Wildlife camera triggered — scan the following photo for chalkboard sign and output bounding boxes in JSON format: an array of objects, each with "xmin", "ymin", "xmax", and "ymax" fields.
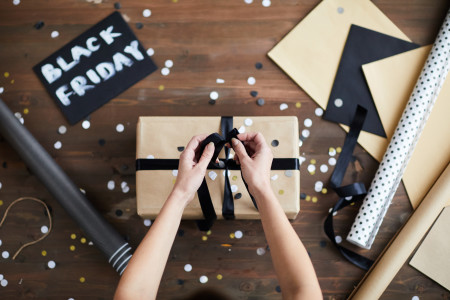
[{"xmin": 33, "ymin": 12, "xmax": 157, "ymax": 125}]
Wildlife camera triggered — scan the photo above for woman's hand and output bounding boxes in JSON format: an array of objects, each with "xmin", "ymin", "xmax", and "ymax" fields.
[
  {"xmin": 231, "ymin": 132, "xmax": 273, "ymax": 197},
  {"xmin": 172, "ymin": 134, "xmax": 215, "ymax": 206}
]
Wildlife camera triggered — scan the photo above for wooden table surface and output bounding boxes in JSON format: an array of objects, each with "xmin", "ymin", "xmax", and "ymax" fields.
[{"xmin": 0, "ymin": 0, "xmax": 449, "ymax": 299}]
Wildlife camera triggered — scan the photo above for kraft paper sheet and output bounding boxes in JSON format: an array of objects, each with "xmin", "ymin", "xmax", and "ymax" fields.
[{"xmin": 136, "ymin": 117, "xmax": 300, "ymax": 220}]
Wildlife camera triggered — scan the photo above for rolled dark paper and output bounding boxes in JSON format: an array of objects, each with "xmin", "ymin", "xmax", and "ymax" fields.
[{"xmin": 0, "ymin": 98, "xmax": 131, "ymax": 275}]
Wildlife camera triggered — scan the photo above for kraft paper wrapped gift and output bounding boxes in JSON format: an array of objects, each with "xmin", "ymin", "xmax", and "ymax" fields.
[{"xmin": 136, "ymin": 116, "xmax": 300, "ymax": 220}]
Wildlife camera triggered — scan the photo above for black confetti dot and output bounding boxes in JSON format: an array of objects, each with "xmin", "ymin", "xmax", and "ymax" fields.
[
  {"xmin": 177, "ymin": 146, "xmax": 185, "ymax": 152},
  {"xmin": 255, "ymin": 62, "xmax": 263, "ymax": 69},
  {"xmin": 2, "ymin": 162, "xmax": 7, "ymax": 168},
  {"xmin": 250, "ymin": 90, "xmax": 258, "ymax": 97},
  {"xmin": 234, "ymin": 193, "xmax": 242, "ymax": 200},
  {"xmin": 34, "ymin": 21, "xmax": 45, "ymax": 30},
  {"xmin": 115, "ymin": 209, "xmax": 123, "ymax": 217},
  {"xmin": 135, "ymin": 22, "xmax": 143, "ymax": 29},
  {"xmin": 271, "ymin": 140, "xmax": 279, "ymax": 147},
  {"xmin": 208, "ymin": 99, "xmax": 216, "ymax": 105},
  {"xmin": 98, "ymin": 138, "xmax": 106, "ymax": 146},
  {"xmin": 114, "ymin": 2, "xmax": 121, "ymax": 9},
  {"xmin": 319, "ymin": 240, "xmax": 327, "ymax": 248},
  {"xmin": 177, "ymin": 229, "xmax": 185, "ymax": 237},
  {"xmin": 256, "ymin": 98, "xmax": 265, "ymax": 106},
  {"xmin": 275, "ymin": 286, "xmax": 281, "ymax": 293},
  {"xmin": 300, "ymin": 193, "xmax": 307, "ymax": 199},
  {"xmin": 121, "ymin": 164, "xmax": 129, "ymax": 171},
  {"xmin": 177, "ymin": 279, "xmax": 184, "ymax": 285}
]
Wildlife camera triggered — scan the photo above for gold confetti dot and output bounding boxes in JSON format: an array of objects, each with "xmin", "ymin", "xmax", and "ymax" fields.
[
  {"xmin": 0, "ymin": 200, "xmax": 3, "ymax": 206},
  {"xmin": 70, "ymin": 245, "xmax": 76, "ymax": 251},
  {"xmin": 70, "ymin": 234, "xmax": 76, "ymax": 240},
  {"xmin": 321, "ymin": 188, "xmax": 328, "ymax": 194},
  {"xmin": 312, "ymin": 196, "xmax": 318, "ymax": 203},
  {"xmin": 232, "ymin": 175, "xmax": 238, "ymax": 181},
  {"xmin": 80, "ymin": 237, "xmax": 87, "ymax": 244},
  {"xmin": 310, "ymin": 171, "xmax": 315, "ymax": 175},
  {"xmin": 217, "ymin": 274, "xmax": 223, "ymax": 280},
  {"xmin": 41, "ymin": 250, "xmax": 47, "ymax": 256},
  {"xmin": 10, "ymin": 79, "xmax": 14, "ymax": 84},
  {"xmin": 310, "ymin": 159, "xmax": 316, "ymax": 164},
  {"xmin": 305, "ymin": 195, "xmax": 311, "ymax": 201},
  {"xmin": 295, "ymin": 102, "xmax": 301, "ymax": 108},
  {"xmin": 221, "ymin": 244, "xmax": 232, "ymax": 247},
  {"xmin": 172, "ymin": 0, "xmax": 178, "ymax": 3},
  {"xmin": 79, "ymin": 277, "xmax": 86, "ymax": 283},
  {"xmin": 202, "ymin": 236, "xmax": 208, "ymax": 241},
  {"xmin": 4, "ymin": 72, "xmax": 9, "ymax": 78},
  {"xmin": 172, "ymin": 179, "xmax": 176, "ymax": 184},
  {"xmin": 158, "ymin": 85, "xmax": 165, "ymax": 91},
  {"xmin": 206, "ymin": 230, "xmax": 212, "ymax": 236},
  {"xmin": 336, "ymin": 147, "xmax": 342, "ymax": 153},
  {"xmin": 23, "ymin": 108, "xmax": 29, "ymax": 114},
  {"xmin": 350, "ymin": 202, "xmax": 355, "ymax": 206},
  {"xmin": 229, "ymin": 233, "xmax": 235, "ymax": 239},
  {"xmin": 278, "ymin": 189, "xmax": 284, "ymax": 195}
]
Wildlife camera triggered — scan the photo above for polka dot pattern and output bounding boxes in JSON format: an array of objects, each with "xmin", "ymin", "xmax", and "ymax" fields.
[{"xmin": 347, "ymin": 15, "xmax": 450, "ymax": 249}]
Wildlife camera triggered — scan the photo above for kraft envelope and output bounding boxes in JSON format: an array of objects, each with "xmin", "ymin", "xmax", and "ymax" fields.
[
  {"xmin": 410, "ymin": 206, "xmax": 450, "ymax": 291},
  {"xmin": 362, "ymin": 46, "xmax": 450, "ymax": 208}
]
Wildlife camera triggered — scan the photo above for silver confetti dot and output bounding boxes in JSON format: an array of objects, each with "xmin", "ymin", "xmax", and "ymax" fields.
[
  {"xmin": 279, "ymin": 103, "xmax": 288, "ymax": 111},
  {"xmin": 210, "ymin": 91, "xmax": 219, "ymax": 100},
  {"xmin": 334, "ymin": 98, "xmax": 343, "ymax": 108},
  {"xmin": 320, "ymin": 164, "xmax": 328, "ymax": 173},
  {"xmin": 208, "ymin": 171, "xmax": 217, "ymax": 181},
  {"xmin": 302, "ymin": 129, "xmax": 310, "ymax": 138},
  {"xmin": 231, "ymin": 185, "xmax": 238, "ymax": 193},
  {"xmin": 172, "ymin": 170, "xmax": 178, "ymax": 176},
  {"xmin": 256, "ymin": 247, "xmax": 266, "ymax": 255},
  {"xmin": 51, "ymin": 31, "xmax": 59, "ymax": 38},
  {"xmin": 284, "ymin": 170, "xmax": 292, "ymax": 177},
  {"xmin": 234, "ymin": 230, "xmax": 243, "ymax": 239},
  {"xmin": 270, "ymin": 174, "xmax": 278, "ymax": 181},
  {"xmin": 58, "ymin": 125, "xmax": 67, "ymax": 134},
  {"xmin": 307, "ymin": 164, "xmax": 316, "ymax": 173},
  {"xmin": 81, "ymin": 120, "xmax": 90, "ymax": 129},
  {"xmin": 107, "ymin": 180, "xmax": 115, "ymax": 190},
  {"xmin": 304, "ymin": 118, "xmax": 312, "ymax": 127},
  {"xmin": 238, "ymin": 125, "xmax": 245, "ymax": 133},
  {"xmin": 184, "ymin": 264, "xmax": 192, "ymax": 272},
  {"xmin": 0, "ymin": 87, "xmax": 4, "ymax": 94},
  {"xmin": 0, "ymin": 274, "xmax": 3, "ymax": 280},
  {"xmin": 165, "ymin": 59, "xmax": 173, "ymax": 68},
  {"xmin": 41, "ymin": 226, "xmax": 49, "ymax": 234},
  {"xmin": 146, "ymin": 48, "xmax": 154, "ymax": 56},
  {"xmin": 0, "ymin": 279, "xmax": 8, "ymax": 287},
  {"xmin": 216, "ymin": 78, "xmax": 225, "ymax": 84},
  {"xmin": 337, "ymin": 6, "xmax": 344, "ymax": 14},
  {"xmin": 161, "ymin": 67, "xmax": 170, "ymax": 76},
  {"xmin": 262, "ymin": 0, "xmax": 271, "ymax": 7},
  {"xmin": 2, "ymin": 251, "xmax": 9, "ymax": 259},
  {"xmin": 244, "ymin": 118, "xmax": 253, "ymax": 126},
  {"xmin": 12, "ymin": 0, "xmax": 20, "ymax": 5},
  {"xmin": 335, "ymin": 235, "xmax": 342, "ymax": 244},
  {"xmin": 54, "ymin": 141, "xmax": 62, "ymax": 150},
  {"xmin": 142, "ymin": 9, "xmax": 151, "ymax": 17},
  {"xmin": 244, "ymin": 0, "xmax": 253, "ymax": 3},
  {"xmin": 247, "ymin": 76, "xmax": 256, "ymax": 85},
  {"xmin": 199, "ymin": 275, "xmax": 208, "ymax": 284},
  {"xmin": 143, "ymin": 219, "xmax": 152, "ymax": 227},
  {"xmin": 315, "ymin": 107, "xmax": 324, "ymax": 116},
  {"xmin": 47, "ymin": 260, "xmax": 56, "ymax": 269},
  {"xmin": 116, "ymin": 123, "xmax": 125, "ymax": 133},
  {"xmin": 328, "ymin": 157, "xmax": 336, "ymax": 166}
]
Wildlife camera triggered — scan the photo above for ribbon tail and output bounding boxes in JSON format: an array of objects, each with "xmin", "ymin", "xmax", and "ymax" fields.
[
  {"xmin": 196, "ymin": 177, "xmax": 217, "ymax": 231},
  {"xmin": 222, "ymin": 168, "xmax": 235, "ymax": 220}
]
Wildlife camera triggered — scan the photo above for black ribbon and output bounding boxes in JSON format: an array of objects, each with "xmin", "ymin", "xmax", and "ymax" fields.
[{"xmin": 324, "ymin": 105, "xmax": 374, "ymax": 270}]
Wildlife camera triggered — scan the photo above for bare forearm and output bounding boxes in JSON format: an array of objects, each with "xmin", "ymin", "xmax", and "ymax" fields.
[
  {"xmin": 114, "ymin": 191, "xmax": 186, "ymax": 300},
  {"xmin": 254, "ymin": 186, "xmax": 322, "ymax": 299}
]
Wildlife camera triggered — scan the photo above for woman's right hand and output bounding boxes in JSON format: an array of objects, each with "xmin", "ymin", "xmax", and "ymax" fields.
[{"xmin": 231, "ymin": 132, "xmax": 273, "ymax": 197}]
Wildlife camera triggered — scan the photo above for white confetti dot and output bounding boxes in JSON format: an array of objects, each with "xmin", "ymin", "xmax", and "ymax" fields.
[
  {"xmin": 411, "ymin": 296, "xmax": 420, "ymax": 300},
  {"xmin": 1, "ymin": 279, "xmax": 7, "ymax": 287},
  {"xmin": 107, "ymin": 180, "xmax": 115, "ymax": 190},
  {"xmin": 199, "ymin": 275, "xmax": 208, "ymax": 284},
  {"xmin": 0, "ymin": 274, "xmax": 3, "ymax": 280},
  {"xmin": 314, "ymin": 181, "xmax": 323, "ymax": 192},
  {"xmin": 335, "ymin": 235, "xmax": 342, "ymax": 244},
  {"xmin": 334, "ymin": 98, "xmax": 343, "ymax": 108},
  {"xmin": 147, "ymin": 154, "xmax": 155, "ymax": 159},
  {"xmin": 216, "ymin": 78, "xmax": 225, "ymax": 84},
  {"xmin": 51, "ymin": 31, "xmax": 59, "ymax": 38},
  {"xmin": 12, "ymin": 0, "xmax": 20, "ymax": 5},
  {"xmin": 270, "ymin": 174, "xmax": 278, "ymax": 181},
  {"xmin": 0, "ymin": 240, "xmax": 2, "ymax": 246},
  {"xmin": 301, "ymin": 129, "xmax": 310, "ymax": 138},
  {"xmin": 244, "ymin": 0, "xmax": 253, "ymax": 3},
  {"xmin": 329, "ymin": 148, "xmax": 336, "ymax": 156},
  {"xmin": 47, "ymin": 260, "xmax": 56, "ymax": 269},
  {"xmin": 116, "ymin": 123, "xmax": 125, "ymax": 133},
  {"xmin": 68, "ymin": 298, "xmax": 75, "ymax": 300},
  {"xmin": 58, "ymin": 125, "xmax": 67, "ymax": 134},
  {"xmin": 234, "ymin": 230, "xmax": 243, "ymax": 239},
  {"xmin": 227, "ymin": 152, "xmax": 234, "ymax": 159},
  {"xmin": 208, "ymin": 171, "xmax": 217, "ymax": 181},
  {"xmin": 54, "ymin": 141, "xmax": 62, "ymax": 150},
  {"xmin": 247, "ymin": 76, "xmax": 256, "ymax": 85},
  {"xmin": 231, "ymin": 185, "xmax": 238, "ymax": 193},
  {"xmin": 184, "ymin": 264, "xmax": 192, "ymax": 272},
  {"xmin": 121, "ymin": 182, "xmax": 127, "ymax": 189},
  {"xmin": 307, "ymin": 164, "xmax": 316, "ymax": 173},
  {"xmin": 304, "ymin": 118, "xmax": 312, "ymax": 127},
  {"xmin": 299, "ymin": 156, "xmax": 306, "ymax": 165},
  {"xmin": 82, "ymin": 120, "xmax": 90, "ymax": 129},
  {"xmin": 172, "ymin": 170, "xmax": 178, "ymax": 176},
  {"xmin": 279, "ymin": 103, "xmax": 288, "ymax": 111},
  {"xmin": 122, "ymin": 185, "xmax": 130, "ymax": 193},
  {"xmin": 210, "ymin": 91, "xmax": 219, "ymax": 100},
  {"xmin": 345, "ymin": 196, "xmax": 353, "ymax": 201},
  {"xmin": 262, "ymin": 0, "xmax": 271, "ymax": 7},
  {"xmin": 0, "ymin": 87, "xmax": 4, "ymax": 94},
  {"xmin": 165, "ymin": 59, "xmax": 173, "ymax": 68},
  {"xmin": 320, "ymin": 164, "xmax": 328, "ymax": 173},
  {"xmin": 142, "ymin": 9, "xmax": 151, "ymax": 17},
  {"xmin": 41, "ymin": 226, "xmax": 49, "ymax": 234},
  {"xmin": 161, "ymin": 67, "xmax": 170, "ymax": 76},
  {"xmin": 143, "ymin": 219, "xmax": 151, "ymax": 227},
  {"xmin": 0, "ymin": 182, "xmax": 2, "ymax": 190},
  {"xmin": 244, "ymin": 118, "xmax": 253, "ymax": 126},
  {"xmin": 218, "ymin": 161, "xmax": 225, "ymax": 168},
  {"xmin": 256, "ymin": 247, "xmax": 266, "ymax": 255},
  {"xmin": 238, "ymin": 125, "xmax": 245, "ymax": 133},
  {"xmin": 315, "ymin": 107, "xmax": 324, "ymax": 116},
  {"xmin": 328, "ymin": 157, "xmax": 336, "ymax": 166},
  {"xmin": 146, "ymin": 48, "xmax": 154, "ymax": 56},
  {"xmin": 299, "ymin": 139, "xmax": 303, "ymax": 147},
  {"xmin": 2, "ymin": 251, "xmax": 9, "ymax": 259}
]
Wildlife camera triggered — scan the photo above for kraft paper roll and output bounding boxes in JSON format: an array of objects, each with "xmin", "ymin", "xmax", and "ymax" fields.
[
  {"xmin": 349, "ymin": 163, "xmax": 450, "ymax": 300},
  {"xmin": 347, "ymin": 9, "xmax": 450, "ymax": 249},
  {"xmin": 0, "ymin": 98, "xmax": 132, "ymax": 275}
]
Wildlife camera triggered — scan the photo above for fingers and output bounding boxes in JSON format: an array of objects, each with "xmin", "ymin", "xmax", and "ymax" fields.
[
  {"xmin": 196, "ymin": 142, "xmax": 215, "ymax": 170},
  {"xmin": 231, "ymin": 138, "xmax": 250, "ymax": 162},
  {"xmin": 181, "ymin": 134, "xmax": 210, "ymax": 162}
]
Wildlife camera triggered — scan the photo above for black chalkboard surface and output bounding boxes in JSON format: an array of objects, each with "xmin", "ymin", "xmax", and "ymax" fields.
[{"xmin": 33, "ymin": 11, "xmax": 157, "ymax": 125}]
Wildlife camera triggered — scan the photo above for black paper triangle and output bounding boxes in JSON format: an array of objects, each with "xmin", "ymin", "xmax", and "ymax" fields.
[{"xmin": 323, "ymin": 25, "xmax": 419, "ymax": 137}]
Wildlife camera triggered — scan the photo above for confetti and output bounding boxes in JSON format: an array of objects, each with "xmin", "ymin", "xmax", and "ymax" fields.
[
  {"xmin": 238, "ymin": 125, "xmax": 245, "ymax": 133},
  {"xmin": 244, "ymin": 0, "xmax": 253, "ymax": 3},
  {"xmin": 48, "ymin": 260, "xmax": 56, "ymax": 269},
  {"xmin": 256, "ymin": 98, "xmax": 265, "ymax": 106},
  {"xmin": 70, "ymin": 245, "xmax": 76, "ymax": 251},
  {"xmin": 147, "ymin": 154, "xmax": 155, "ymax": 159},
  {"xmin": 284, "ymin": 170, "xmax": 292, "ymax": 177},
  {"xmin": 255, "ymin": 62, "xmax": 263, "ymax": 69},
  {"xmin": 262, "ymin": 0, "xmax": 271, "ymax": 7},
  {"xmin": 161, "ymin": 67, "xmax": 170, "ymax": 76},
  {"xmin": 202, "ymin": 236, "xmax": 208, "ymax": 241},
  {"xmin": 270, "ymin": 174, "xmax": 278, "ymax": 181},
  {"xmin": 337, "ymin": 6, "xmax": 344, "ymax": 14},
  {"xmin": 142, "ymin": 9, "xmax": 151, "ymax": 17},
  {"xmin": 135, "ymin": 22, "xmax": 143, "ymax": 29},
  {"xmin": 295, "ymin": 102, "xmax": 301, "ymax": 108},
  {"xmin": 41, "ymin": 225, "xmax": 49, "ymax": 234},
  {"xmin": 210, "ymin": 91, "xmax": 219, "ymax": 100},
  {"xmin": 315, "ymin": 107, "xmax": 324, "ymax": 116},
  {"xmin": 12, "ymin": 0, "xmax": 20, "ymax": 5},
  {"xmin": 328, "ymin": 157, "xmax": 336, "ymax": 166},
  {"xmin": 116, "ymin": 123, "xmax": 125, "ymax": 133},
  {"xmin": 0, "ymin": 275, "xmax": 3, "ymax": 281},
  {"xmin": 2, "ymin": 251, "xmax": 9, "ymax": 259},
  {"xmin": 279, "ymin": 103, "xmax": 288, "ymax": 111},
  {"xmin": 256, "ymin": 247, "xmax": 266, "ymax": 255},
  {"xmin": 184, "ymin": 264, "xmax": 192, "ymax": 272},
  {"xmin": 231, "ymin": 185, "xmax": 238, "ymax": 193},
  {"xmin": 321, "ymin": 188, "xmax": 328, "ymax": 194},
  {"xmin": 80, "ymin": 237, "xmax": 87, "ymax": 243},
  {"xmin": 79, "ymin": 277, "xmax": 86, "ymax": 283},
  {"xmin": 172, "ymin": 170, "xmax": 178, "ymax": 176},
  {"xmin": 4, "ymin": 72, "xmax": 9, "ymax": 78},
  {"xmin": 199, "ymin": 275, "xmax": 208, "ymax": 284},
  {"xmin": 335, "ymin": 235, "xmax": 342, "ymax": 244},
  {"xmin": 41, "ymin": 250, "xmax": 47, "ymax": 256},
  {"xmin": 208, "ymin": 171, "xmax": 217, "ymax": 181},
  {"xmin": 304, "ymin": 118, "xmax": 312, "ymax": 127},
  {"xmin": 51, "ymin": 31, "xmax": 59, "ymax": 38},
  {"xmin": 307, "ymin": 164, "xmax": 316, "ymax": 173},
  {"xmin": 329, "ymin": 147, "xmax": 336, "ymax": 156},
  {"xmin": 278, "ymin": 189, "xmax": 284, "ymax": 195},
  {"xmin": 412, "ymin": 296, "xmax": 420, "ymax": 300},
  {"xmin": 244, "ymin": 118, "xmax": 253, "ymax": 126},
  {"xmin": 81, "ymin": 120, "xmax": 90, "ymax": 129},
  {"xmin": 71, "ymin": 234, "xmax": 77, "ymax": 239},
  {"xmin": 336, "ymin": 147, "xmax": 342, "ymax": 153},
  {"xmin": 1, "ymin": 279, "xmax": 7, "ymax": 287},
  {"xmin": 58, "ymin": 125, "xmax": 67, "ymax": 134},
  {"xmin": 299, "ymin": 156, "xmax": 306, "ymax": 164},
  {"xmin": 216, "ymin": 274, "xmax": 223, "ymax": 280},
  {"xmin": 0, "ymin": 87, "xmax": 3, "ymax": 94},
  {"xmin": 234, "ymin": 230, "xmax": 243, "ymax": 239},
  {"xmin": 320, "ymin": 164, "xmax": 328, "ymax": 173},
  {"xmin": 247, "ymin": 77, "xmax": 256, "ymax": 85},
  {"xmin": 114, "ymin": 2, "xmax": 121, "ymax": 9},
  {"xmin": 0, "ymin": 240, "xmax": 2, "ymax": 246},
  {"xmin": 229, "ymin": 233, "xmax": 235, "ymax": 239},
  {"xmin": 146, "ymin": 48, "xmax": 154, "ymax": 56},
  {"xmin": 334, "ymin": 98, "xmax": 343, "ymax": 108},
  {"xmin": 271, "ymin": 140, "xmax": 279, "ymax": 147},
  {"xmin": 216, "ymin": 78, "xmax": 225, "ymax": 84},
  {"xmin": 314, "ymin": 181, "xmax": 323, "ymax": 193},
  {"xmin": 301, "ymin": 129, "xmax": 310, "ymax": 138},
  {"xmin": 312, "ymin": 196, "xmax": 318, "ymax": 203},
  {"xmin": 54, "ymin": 141, "xmax": 62, "ymax": 150},
  {"xmin": 107, "ymin": 180, "xmax": 115, "ymax": 190},
  {"xmin": 165, "ymin": 59, "xmax": 173, "ymax": 68},
  {"xmin": 143, "ymin": 219, "xmax": 151, "ymax": 227},
  {"xmin": 234, "ymin": 193, "xmax": 242, "ymax": 199}
]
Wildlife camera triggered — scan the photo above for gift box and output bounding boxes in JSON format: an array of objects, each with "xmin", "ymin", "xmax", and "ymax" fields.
[{"xmin": 136, "ymin": 116, "xmax": 300, "ymax": 220}]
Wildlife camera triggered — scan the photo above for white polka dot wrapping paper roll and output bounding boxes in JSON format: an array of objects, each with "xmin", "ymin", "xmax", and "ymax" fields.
[{"xmin": 347, "ymin": 10, "xmax": 450, "ymax": 249}]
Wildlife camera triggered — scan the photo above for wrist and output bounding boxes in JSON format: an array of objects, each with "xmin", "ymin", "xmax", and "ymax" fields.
[
  {"xmin": 249, "ymin": 181, "xmax": 273, "ymax": 200},
  {"xmin": 168, "ymin": 188, "xmax": 192, "ymax": 208}
]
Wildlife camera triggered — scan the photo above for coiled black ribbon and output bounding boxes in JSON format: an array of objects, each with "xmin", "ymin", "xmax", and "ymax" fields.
[
  {"xmin": 136, "ymin": 117, "xmax": 299, "ymax": 231},
  {"xmin": 324, "ymin": 105, "xmax": 374, "ymax": 270}
]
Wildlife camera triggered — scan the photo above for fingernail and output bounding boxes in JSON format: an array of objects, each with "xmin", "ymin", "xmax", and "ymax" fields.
[
  {"xmin": 207, "ymin": 142, "xmax": 214, "ymax": 149},
  {"xmin": 232, "ymin": 138, "xmax": 238, "ymax": 146}
]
